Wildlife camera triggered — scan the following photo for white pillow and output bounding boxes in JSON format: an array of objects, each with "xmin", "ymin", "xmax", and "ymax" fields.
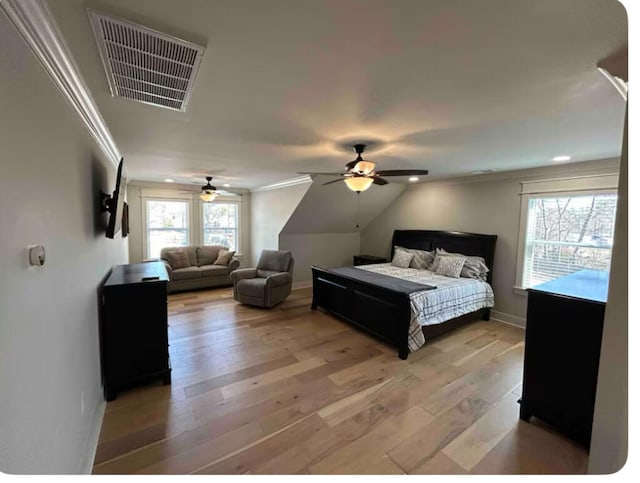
[
  {"xmin": 434, "ymin": 255, "xmax": 466, "ymax": 278},
  {"xmin": 391, "ymin": 250, "xmax": 414, "ymax": 268}
]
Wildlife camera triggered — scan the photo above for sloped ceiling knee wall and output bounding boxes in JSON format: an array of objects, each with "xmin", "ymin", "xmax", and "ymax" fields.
[{"xmin": 279, "ymin": 176, "xmax": 405, "ymax": 282}]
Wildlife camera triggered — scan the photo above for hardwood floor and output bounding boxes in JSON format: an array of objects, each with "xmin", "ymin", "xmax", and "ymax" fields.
[{"xmin": 92, "ymin": 286, "xmax": 588, "ymax": 475}]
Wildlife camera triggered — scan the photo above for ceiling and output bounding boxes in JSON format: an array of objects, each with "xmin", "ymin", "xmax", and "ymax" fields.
[{"xmin": 48, "ymin": 0, "xmax": 627, "ymax": 189}]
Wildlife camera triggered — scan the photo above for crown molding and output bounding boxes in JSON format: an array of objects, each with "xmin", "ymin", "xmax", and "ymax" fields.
[
  {"xmin": 252, "ymin": 175, "xmax": 313, "ymax": 192},
  {"xmin": 0, "ymin": 0, "xmax": 122, "ymax": 170},
  {"xmin": 407, "ymin": 157, "xmax": 620, "ymax": 191}
]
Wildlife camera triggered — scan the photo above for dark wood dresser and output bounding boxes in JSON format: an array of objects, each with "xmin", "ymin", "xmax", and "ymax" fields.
[
  {"xmin": 519, "ymin": 269, "xmax": 608, "ymax": 447},
  {"xmin": 100, "ymin": 261, "xmax": 171, "ymax": 401}
]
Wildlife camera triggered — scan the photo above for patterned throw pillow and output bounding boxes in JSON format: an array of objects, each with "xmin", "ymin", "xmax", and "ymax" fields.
[
  {"xmin": 391, "ymin": 249, "xmax": 414, "ymax": 268},
  {"xmin": 165, "ymin": 249, "xmax": 191, "ymax": 270},
  {"xmin": 434, "ymin": 255, "xmax": 466, "ymax": 278},
  {"xmin": 431, "ymin": 248, "xmax": 489, "ymax": 280},
  {"xmin": 395, "ymin": 246, "xmax": 435, "ymax": 270},
  {"xmin": 214, "ymin": 249, "xmax": 236, "ymax": 266}
]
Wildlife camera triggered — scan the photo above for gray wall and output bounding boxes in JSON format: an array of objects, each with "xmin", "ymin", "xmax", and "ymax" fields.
[
  {"xmin": 127, "ymin": 181, "xmax": 251, "ymax": 265},
  {"xmin": 278, "ymin": 176, "xmax": 406, "ymax": 283},
  {"xmin": 250, "ymin": 182, "xmax": 311, "ymax": 265},
  {"xmin": 588, "ymin": 107, "xmax": 627, "ymax": 474},
  {"xmin": 279, "ymin": 233, "xmax": 361, "ymax": 282},
  {"xmin": 360, "ymin": 159, "xmax": 620, "ymax": 324},
  {"xmin": 0, "ymin": 13, "xmax": 128, "ymax": 474},
  {"xmin": 282, "ymin": 176, "xmax": 406, "ymax": 234}
]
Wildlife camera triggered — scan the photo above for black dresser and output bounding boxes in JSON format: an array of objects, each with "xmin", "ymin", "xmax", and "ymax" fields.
[
  {"xmin": 519, "ymin": 270, "xmax": 608, "ymax": 447},
  {"xmin": 100, "ymin": 262, "xmax": 171, "ymax": 401}
]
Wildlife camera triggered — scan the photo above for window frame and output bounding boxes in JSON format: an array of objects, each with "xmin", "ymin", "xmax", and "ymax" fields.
[
  {"xmin": 142, "ymin": 197, "xmax": 193, "ymax": 260},
  {"xmin": 199, "ymin": 199, "xmax": 241, "ymax": 252},
  {"xmin": 514, "ymin": 173, "xmax": 619, "ymax": 294}
]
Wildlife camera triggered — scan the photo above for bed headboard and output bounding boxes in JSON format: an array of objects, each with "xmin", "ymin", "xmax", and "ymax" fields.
[{"xmin": 390, "ymin": 230, "xmax": 498, "ymax": 285}]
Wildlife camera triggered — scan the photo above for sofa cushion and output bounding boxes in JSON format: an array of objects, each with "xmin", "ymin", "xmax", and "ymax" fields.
[
  {"xmin": 165, "ymin": 249, "xmax": 191, "ymax": 270},
  {"xmin": 200, "ymin": 264, "xmax": 231, "ymax": 278},
  {"xmin": 185, "ymin": 247, "xmax": 198, "ymax": 266},
  {"xmin": 257, "ymin": 250, "xmax": 292, "ymax": 272},
  {"xmin": 171, "ymin": 266, "xmax": 202, "ymax": 280},
  {"xmin": 197, "ymin": 246, "xmax": 224, "ymax": 266},
  {"xmin": 236, "ymin": 278, "xmax": 267, "ymax": 298}
]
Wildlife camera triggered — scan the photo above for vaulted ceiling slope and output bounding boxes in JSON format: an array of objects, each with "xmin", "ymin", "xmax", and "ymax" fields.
[
  {"xmin": 282, "ymin": 176, "xmax": 405, "ymax": 234},
  {"xmin": 49, "ymin": 0, "xmax": 627, "ymax": 188}
]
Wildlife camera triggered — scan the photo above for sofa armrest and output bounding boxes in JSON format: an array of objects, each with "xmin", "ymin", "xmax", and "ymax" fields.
[
  {"xmin": 228, "ymin": 257, "xmax": 241, "ymax": 272},
  {"xmin": 266, "ymin": 272, "xmax": 291, "ymax": 288},
  {"xmin": 230, "ymin": 268, "xmax": 257, "ymax": 284},
  {"xmin": 161, "ymin": 260, "xmax": 173, "ymax": 280}
]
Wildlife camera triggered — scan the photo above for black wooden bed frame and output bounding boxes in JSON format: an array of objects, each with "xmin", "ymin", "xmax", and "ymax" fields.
[{"xmin": 311, "ymin": 230, "xmax": 498, "ymax": 359}]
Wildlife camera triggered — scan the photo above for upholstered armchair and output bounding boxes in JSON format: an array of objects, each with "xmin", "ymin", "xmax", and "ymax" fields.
[{"xmin": 231, "ymin": 250, "xmax": 294, "ymax": 308}]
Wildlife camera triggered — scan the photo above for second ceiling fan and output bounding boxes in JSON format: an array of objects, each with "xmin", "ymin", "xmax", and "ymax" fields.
[{"xmin": 299, "ymin": 144, "xmax": 429, "ymax": 192}]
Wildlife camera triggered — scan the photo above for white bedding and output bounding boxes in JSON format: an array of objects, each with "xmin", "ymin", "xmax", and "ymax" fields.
[{"xmin": 355, "ymin": 263, "xmax": 494, "ymax": 352}]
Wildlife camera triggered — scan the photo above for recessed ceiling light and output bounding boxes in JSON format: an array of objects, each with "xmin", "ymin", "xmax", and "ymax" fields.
[
  {"xmin": 409, "ymin": 177, "xmax": 419, "ymax": 182},
  {"xmin": 164, "ymin": 178, "xmax": 174, "ymax": 183},
  {"xmin": 223, "ymin": 183, "xmax": 231, "ymax": 187},
  {"xmin": 471, "ymin": 169, "xmax": 496, "ymax": 175},
  {"xmin": 552, "ymin": 155, "xmax": 571, "ymax": 162}
]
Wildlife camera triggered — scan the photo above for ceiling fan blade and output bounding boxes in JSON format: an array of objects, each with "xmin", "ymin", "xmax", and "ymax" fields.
[
  {"xmin": 297, "ymin": 172, "xmax": 345, "ymax": 176},
  {"xmin": 322, "ymin": 178, "xmax": 345, "ymax": 186},
  {"xmin": 372, "ymin": 177, "xmax": 389, "ymax": 185},
  {"xmin": 374, "ymin": 169, "xmax": 429, "ymax": 176},
  {"xmin": 345, "ymin": 160, "xmax": 358, "ymax": 171}
]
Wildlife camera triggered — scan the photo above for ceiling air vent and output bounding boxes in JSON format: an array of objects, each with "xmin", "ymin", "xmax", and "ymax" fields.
[{"xmin": 88, "ymin": 10, "xmax": 205, "ymax": 111}]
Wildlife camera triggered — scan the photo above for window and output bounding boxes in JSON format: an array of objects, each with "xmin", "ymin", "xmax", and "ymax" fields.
[
  {"xmin": 202, "ymin": 202, "xmax": 239, "ymax": 251},
  {"xmin": 521, "ymin": 193, "xmax": 617, "ymax": 288},
  {"xmin": 145, "ymin": 200, "xmax": 190, "ymax": 259}
]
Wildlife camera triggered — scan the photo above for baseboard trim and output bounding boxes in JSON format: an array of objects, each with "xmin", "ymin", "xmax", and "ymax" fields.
[
  {"xmin": 293, "ymin": 280, "xmax": 312, "ymax": 290},
  {"xmin": 490, "ymin": 310, "xmax": 526, "ymax": 329},
  {"xmin": 79, "ymin": 398, "xmax": 106, "ymax": 474}
]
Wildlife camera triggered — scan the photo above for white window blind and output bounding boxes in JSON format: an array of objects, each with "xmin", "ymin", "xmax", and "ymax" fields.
[
  {"xmin": 202, "ymin": 202, "xmax": 238, "ymax": 251},
  {"xmin": 146, "ymin": 200, "xmax": 190, "ymax": 259},
  {"xmin": 522, "ymin": 193, "xmax": 617, "ymax": 288}
]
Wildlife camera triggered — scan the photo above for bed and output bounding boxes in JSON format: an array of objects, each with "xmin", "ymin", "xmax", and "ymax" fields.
[{"xmin": 310, "ymin": 230, "xmax": 498, "ymax": 359}]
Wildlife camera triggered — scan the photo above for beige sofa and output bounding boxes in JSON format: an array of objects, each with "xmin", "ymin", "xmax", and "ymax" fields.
[{"xmin": 160, "ymin": 245, "xmax": 240, "ymax": 293}]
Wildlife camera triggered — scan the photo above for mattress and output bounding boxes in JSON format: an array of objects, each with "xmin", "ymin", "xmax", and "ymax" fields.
[{"xmin": 355, "ymin": 263, "xmax": 495, "ymax": 351}]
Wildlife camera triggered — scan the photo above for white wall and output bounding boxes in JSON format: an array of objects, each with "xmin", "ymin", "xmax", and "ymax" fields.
[
  {"xmin": 360, "ymin": 159, "xmax": 620, "ymax": 325},
  {"xmin": 127, "ymin": 181, "xmax": 251, "ymax": 266},
  {"xmin": 588, "ymin": 107, "xmax": 627, "ymax": 474},
  {"xmin": 0, "ymin": 13, "xmax": 128, "ymax": 474},
  {"xmin": 250, "ymin": 182, "xmax": 311, "ymax": 265}
]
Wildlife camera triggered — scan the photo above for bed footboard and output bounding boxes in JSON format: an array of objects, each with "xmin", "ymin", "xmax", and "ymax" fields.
[{"xmin": 311, "ymin": 266, "xmax": 412, "ymax": 359}]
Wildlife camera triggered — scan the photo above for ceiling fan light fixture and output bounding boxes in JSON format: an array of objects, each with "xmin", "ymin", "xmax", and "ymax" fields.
[
  {"xmin": 354, "ymin": 160, "xmax": 376, "ymax": 175},
  {"xmin": 344, "ymin": 177, "xmax": 374, "ymax": 192},
  {"xmin": 200, "ymin": 191, "xmax": 217, "ymax": 202}
]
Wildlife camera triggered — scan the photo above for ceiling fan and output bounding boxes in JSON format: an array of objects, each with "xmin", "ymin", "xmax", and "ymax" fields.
[
  {"xmin": 299, "ymin": 144, "xmax": 429, "ymax": 192},
  {"xmin": 199, "ymin": 176, "xmax": 219, "ymax": 201},
  {"xmin": 178, "ymin": 176, "xmax": 237, "ymax": 200}
]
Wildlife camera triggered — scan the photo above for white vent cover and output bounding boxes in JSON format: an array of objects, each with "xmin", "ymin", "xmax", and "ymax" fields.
[{"xmin": 88, "ymin": 10, "xmax": 205, "ymax": 111}]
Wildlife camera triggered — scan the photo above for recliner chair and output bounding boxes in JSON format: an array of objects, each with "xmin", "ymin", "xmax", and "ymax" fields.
[{"xmin": 231, "ymin": 250, "xmax": 294, "ymax": 308}]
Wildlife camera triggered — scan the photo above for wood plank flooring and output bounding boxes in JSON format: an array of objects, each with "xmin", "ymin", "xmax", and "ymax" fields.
[{"xmin": 92, "ymin": 286, "xmax": 588, "ymax": 475}]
